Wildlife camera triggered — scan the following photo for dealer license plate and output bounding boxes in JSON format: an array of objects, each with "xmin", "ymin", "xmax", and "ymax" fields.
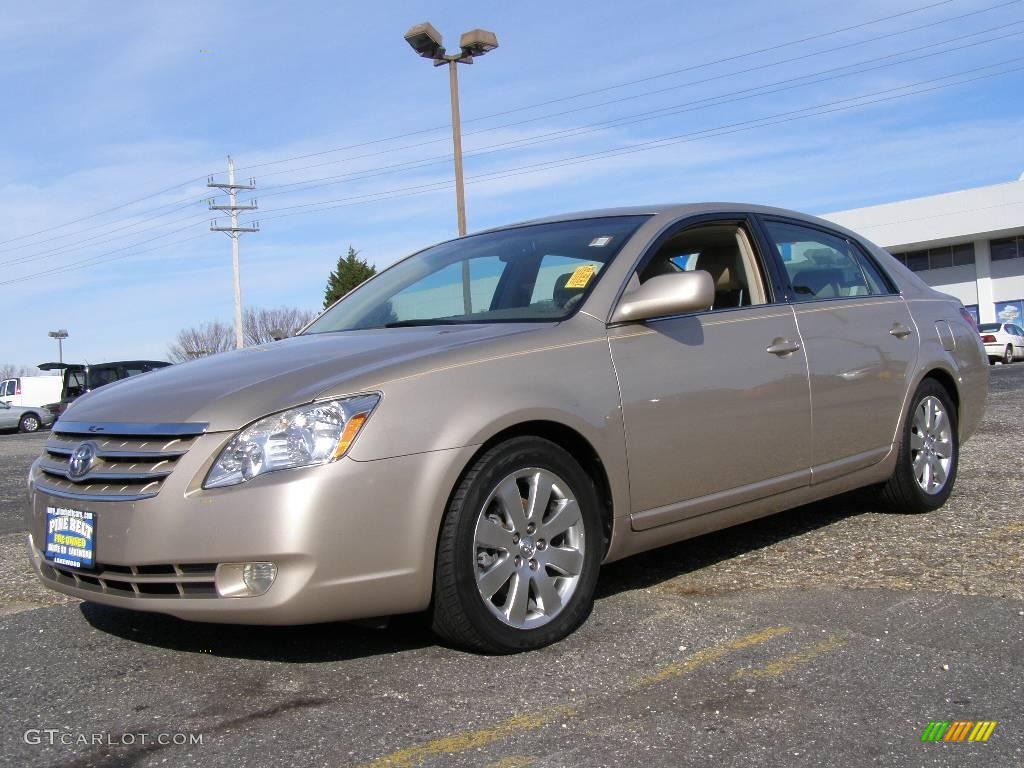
[{"xmin": 44, "ymin": 506, "xmax": 95, "ymax": 569}]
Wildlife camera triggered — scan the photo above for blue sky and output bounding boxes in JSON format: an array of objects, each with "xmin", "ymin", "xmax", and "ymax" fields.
[{"xmin": 3, "ymin": 0, "xmax": 1023, "ymax": 366}]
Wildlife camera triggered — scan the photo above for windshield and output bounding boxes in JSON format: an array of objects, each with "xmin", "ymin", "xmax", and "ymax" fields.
[
  {"xmin": 977, "ymin": 323, "xmax": 1001, "ymax": 332},
  {"xmin": 303, "ymin": 216, "xmax": 649, "ymax": 333}
]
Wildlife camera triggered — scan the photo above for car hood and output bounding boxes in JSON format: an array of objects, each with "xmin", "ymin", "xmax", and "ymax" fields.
[{"xmin": 62, "ymin": 324, "xmax": 548, "ymax": 432}]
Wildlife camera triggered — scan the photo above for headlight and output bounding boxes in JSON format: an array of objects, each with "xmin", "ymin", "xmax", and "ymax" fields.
[{"xmin": 204, "ymin": 394, "xmax": 380, "ymax": 489}]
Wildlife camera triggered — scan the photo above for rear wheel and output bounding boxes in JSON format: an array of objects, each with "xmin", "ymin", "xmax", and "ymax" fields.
[
  {"xmin": 432, "ymin": 436, "xmax": 602, "ymax": 653},
  {"xmin": 18, "ymin": 414, "xmax": 40, "ymax": 433},
  {"xmin": 1004, "ymin": 345, "xmax": 1014, "ymax": 365},
  {"xmin": 879, "ymin": 379, "xmax": 958, "ymax": 513}
]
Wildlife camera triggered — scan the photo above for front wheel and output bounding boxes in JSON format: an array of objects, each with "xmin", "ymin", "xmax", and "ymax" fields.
[
  {"xmin": 19, "ymin": 414, "xmax": 40, "ymax": 433},
  {"xmin": 879, "ymin": 379, "xmax": 958, "ymax": 513},
  {"xmin": 432, "ymin": 436, "xmax": 603, "ymax": 653}
]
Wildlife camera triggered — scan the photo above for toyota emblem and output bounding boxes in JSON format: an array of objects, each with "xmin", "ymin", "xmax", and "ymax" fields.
[{"xmin": 68, "ymin": 442, "xmax": 98, "ymax": 480}]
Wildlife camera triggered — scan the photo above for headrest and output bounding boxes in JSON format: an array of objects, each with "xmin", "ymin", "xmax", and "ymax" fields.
[
  {"xmin": 698, "ymin": 246, "xmax": 742, "ymax": 290},
  {"xmin": 793, "ymin": 268, "xmax": 844, "ymax": 297},
  {"xmin": 553, "ymin": 272, "xmax": 585, "ymax": 307}
]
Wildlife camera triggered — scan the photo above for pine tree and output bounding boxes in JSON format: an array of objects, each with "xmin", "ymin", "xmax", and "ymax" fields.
[{"xmin": 323, "ymin": 246, "xmax": 376, "ymax": 308}]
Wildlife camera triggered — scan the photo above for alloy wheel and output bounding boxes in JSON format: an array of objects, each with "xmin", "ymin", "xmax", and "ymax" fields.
[
  {"xmin": 910, "ymin": 395, "xmax": 953, "ymax": 495},
  {"xmin": 473, "ymin": 468, "xmax": 585, "ymax": 630}
]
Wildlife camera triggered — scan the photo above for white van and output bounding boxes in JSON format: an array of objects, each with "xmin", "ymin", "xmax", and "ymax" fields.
[{"xmin": 0, "ymin": 376, "xmax": 63, "ymax": 408}]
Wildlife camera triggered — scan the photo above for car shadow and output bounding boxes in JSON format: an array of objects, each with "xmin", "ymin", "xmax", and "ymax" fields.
[
  {"xmin": 595, "ymin": 487, "xmax": 876, "ymax": 599},
  {"xmin": 80, "ymin": 487, "xmax": 877, "ymax": 661},
  {"xmin": 80, "ymin": 603, "xmax": 434, "ymax": 662}
]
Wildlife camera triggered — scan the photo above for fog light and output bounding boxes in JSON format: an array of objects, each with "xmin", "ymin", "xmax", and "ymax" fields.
[{"xmin": 215, "ymin": 562, "xmax": 277, "ymax": 597}]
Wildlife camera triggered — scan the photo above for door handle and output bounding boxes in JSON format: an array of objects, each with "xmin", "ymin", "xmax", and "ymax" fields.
[
  {"xmin": 889, "ymin": 324, "xmax": 913, "ymax": 339},
  {"xmin": 766, "ymin": 339, "xmax": 801, "ymax": 356}
]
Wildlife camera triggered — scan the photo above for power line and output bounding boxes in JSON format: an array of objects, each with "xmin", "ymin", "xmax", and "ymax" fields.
[
  {"xmin": 243, "ymin": 5, "xmax": 1023, "ymax": 192},
  {"xmin": 0, "ymin": 186, "xmax": 222, "ymax": 259},
  {"xmin": 4, "ymin": 59, "xmax": 1019, "ymax": 288},
  {"xmin": 234, "ymin": 0, "xmax": 976, "ymax": 175},
  {"xmin": 9, "ymin": 14, "xmax": 1017, "ymax": 268},
  {"xmin": 0, "ymin": 175, "xmax": 210, "ymax": 249},
  {"xmin": 246, "ymin": 61, "xmax": 1024, "ymax": 223},
  {"xmin": 2, "ymin": 203, "xmax": 212, "ymax": 267},
  {"xmin": 0, "ymin": 223, "xmax": 208, "ymax": 285},
  {"xmin": 0, "ymin": 0, "xmax": 1005, "ymax": 256},
  {"xmin": 6, "ymin": 37, "xmax": 1019, "ymax": 277},
  {"xmin": 244, "ymin": 24, "xmax": 1024, "ymax": 204}
]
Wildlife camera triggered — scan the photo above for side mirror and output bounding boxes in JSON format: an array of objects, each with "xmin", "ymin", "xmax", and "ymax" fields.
[{"xmin": 611, "ymin": 270, "xmax": 715, "ymax": 323}]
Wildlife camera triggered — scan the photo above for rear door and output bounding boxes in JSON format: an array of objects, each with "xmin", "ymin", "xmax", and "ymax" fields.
[
  {"xmin": 609, "ymin": 215, "xmax": 812, "ymax": 530},
  {"xmin": 755, "ymin": 216, "xmax": 918, "ymax": 482}
]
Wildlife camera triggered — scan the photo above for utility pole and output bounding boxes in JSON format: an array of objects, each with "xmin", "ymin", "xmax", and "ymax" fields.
[{"xmin": 208, "ymin": 156, "xmax": 258, "ymax": 350}]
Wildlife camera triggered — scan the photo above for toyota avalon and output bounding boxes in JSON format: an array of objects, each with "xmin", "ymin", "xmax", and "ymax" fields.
[{"xmin": 26, "ymin": 204, "xmax": 988, "ymax": 653}]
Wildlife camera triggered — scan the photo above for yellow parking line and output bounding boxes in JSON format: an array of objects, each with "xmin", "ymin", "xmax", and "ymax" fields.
[
  {"xmin": 634, "ymin": 626, "xmax": 793, "ymax": 688},
  {"xmin": 358, "ymin": 625, "xmax": 791, "ymax": 767},
  {"xmin": 730, "ymin": 634, "xmax": 846, "ymax": 681},
  {"xmin": 483, "ymin": 757, "xmax": 537, "ymax": 768},
  {"xmin": 356, "ymin": 706, "xmax": 574, "ymax": 768}
]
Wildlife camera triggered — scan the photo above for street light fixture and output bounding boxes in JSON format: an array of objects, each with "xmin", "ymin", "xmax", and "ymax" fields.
[
  {"xmin": 404, "ymin": 22, "xmax": 499, "ymax": 313},
  {"xmin": 48, "ymin": 329, "xmax": 69, "ymax": 366},
  {"xmin": 403, "ymin": 22, "xmax": 499, "ymax": 239}
]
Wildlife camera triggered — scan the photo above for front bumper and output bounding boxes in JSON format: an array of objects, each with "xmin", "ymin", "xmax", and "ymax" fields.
[{"xmin": 26, "ymin": 434, "xmax": 477, "ymax": 624}]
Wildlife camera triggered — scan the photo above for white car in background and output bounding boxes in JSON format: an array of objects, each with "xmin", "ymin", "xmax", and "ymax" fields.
[
  {"xmin": 0, "ymin": 400, "xmax": 55, "ymax": 433},
  {"xmin": 978, "ymin": 322, "xmax": 1024, "ymax": 365}
]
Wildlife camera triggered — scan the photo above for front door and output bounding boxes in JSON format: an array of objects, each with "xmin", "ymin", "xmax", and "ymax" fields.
[{"xmin": 609, "ymin": 219, "xmax": 812, "ymax": 531}]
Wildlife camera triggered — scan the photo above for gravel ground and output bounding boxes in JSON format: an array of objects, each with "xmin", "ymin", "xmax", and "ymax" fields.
[{"xmin": 0, "ymin": 366, "xmax": 1020, "ymax": 767}]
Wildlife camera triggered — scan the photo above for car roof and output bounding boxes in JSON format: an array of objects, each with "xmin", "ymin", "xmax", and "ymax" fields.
[{"xmin": 474, "ymin": 202, "xmax": 856, "ymax": 237}]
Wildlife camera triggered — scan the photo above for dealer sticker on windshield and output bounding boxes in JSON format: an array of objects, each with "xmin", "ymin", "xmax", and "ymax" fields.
[
  {"xmin": 564, "ymin": 263, "xmax": 597, "ymax": 289},
  {"xmin": 45, "ymin": 506, "xmax": 95, "ymax": 569}
]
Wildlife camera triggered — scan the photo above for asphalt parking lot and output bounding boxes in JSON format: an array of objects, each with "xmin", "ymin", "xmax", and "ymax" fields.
[{"xmin": 0, "ymin": 366, "xmax": 1021, "ymax": 768}]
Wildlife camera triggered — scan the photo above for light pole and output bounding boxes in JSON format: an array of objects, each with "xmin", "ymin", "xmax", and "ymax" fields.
[
  {"xmin": 404, "ymin": 23, "xmax": 498, "ymax": 314},
  {"xmin": 48, "ymin": 329, "xmax": 68, "ymax": 366},
  {"xmin": 404, "ymin": 23, "xmax": 498, "ymax": 236}
]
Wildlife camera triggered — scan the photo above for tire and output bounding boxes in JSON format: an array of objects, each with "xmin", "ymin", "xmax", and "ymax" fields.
[
  {"xmin": 879, "ymin": 379, "xmax": 958, "ymax": 514},
  {"xmin": 1004, "ymin": 345, "xmax": 1014, "ymax": 365},
  {"xmin": 431, "ymin": 436, "xmax": 603, "ymax": 653},
  {"xmin": 18, "ymin": 414, "xmax": 40, "ymax": 433}
]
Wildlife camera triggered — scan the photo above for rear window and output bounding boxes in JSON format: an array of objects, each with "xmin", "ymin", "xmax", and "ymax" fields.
[{"xmin": 978, "ymin": 323, "xmax": 1001, "ymax": 332}]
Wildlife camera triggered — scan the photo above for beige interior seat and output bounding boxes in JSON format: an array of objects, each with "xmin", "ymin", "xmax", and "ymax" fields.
[{"xmin": 697, "ymin": 246, "xmax": 748, "ymax": 308}]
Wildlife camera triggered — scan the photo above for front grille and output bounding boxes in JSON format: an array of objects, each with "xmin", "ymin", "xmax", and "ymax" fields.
[
  {"xmin": 39, "ymin": 559, "xmax": 219, "ymax": 598},
  {"xmin": 34, "ymin": 421, "xmax": 207, "ymax": 501}
]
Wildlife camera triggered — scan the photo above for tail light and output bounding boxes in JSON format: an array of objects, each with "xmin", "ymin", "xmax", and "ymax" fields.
[
  {"xmin": 981, "ymin": 334, "xmax": 997, "ymax": 343},
  {"xmin": 959, "ymin": 307, "xmax": 978, "ymax": 332}
]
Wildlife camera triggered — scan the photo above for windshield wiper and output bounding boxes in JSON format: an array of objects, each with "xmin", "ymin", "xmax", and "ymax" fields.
[{"xmin": 383, "ymin": 318, "xmax": 469, "ymax": 328}]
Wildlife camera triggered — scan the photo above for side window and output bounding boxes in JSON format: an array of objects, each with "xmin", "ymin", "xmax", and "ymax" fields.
[
  {"xmin": 763, "ymin": 220, "xmax": 886, "ymax": 302},
  {"xmin": 849, "ymin": 242, "xmax": 897, "ymax": 295},
  {"xmin": 637, "ymin": 223, "xmax": 768, "ymax": 310},
  {"xmin": 1, "ymin": 380, "xmax": 12, "ymax": 397}
]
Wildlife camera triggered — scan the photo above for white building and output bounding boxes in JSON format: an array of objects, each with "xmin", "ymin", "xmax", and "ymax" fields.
[{"xmin": 824, "ymin": 172, "xmax": 1024, "ymax": 325}]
